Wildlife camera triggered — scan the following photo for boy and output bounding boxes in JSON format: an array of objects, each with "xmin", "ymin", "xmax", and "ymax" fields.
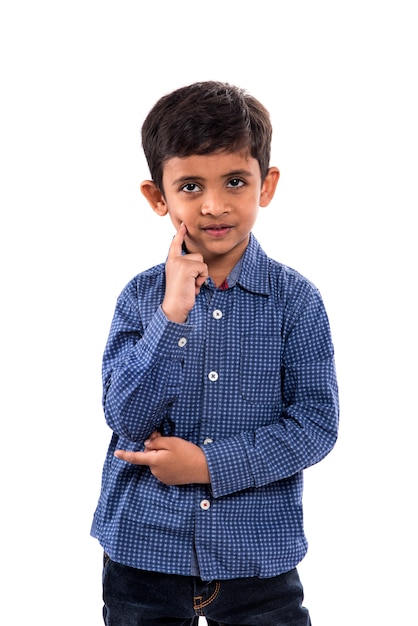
[{"xmin": 91, "ymin": 81, "xmax": 339, "ymax": 625}]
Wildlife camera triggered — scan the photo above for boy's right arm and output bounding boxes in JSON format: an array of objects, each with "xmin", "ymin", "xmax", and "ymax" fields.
[
  {"xmin": 102, "ymin": 298, "xmax": 191, "ymax": 445},
  {"xmin": 102, "ymin": 223, "xmax": 207, "ymax": 446}
]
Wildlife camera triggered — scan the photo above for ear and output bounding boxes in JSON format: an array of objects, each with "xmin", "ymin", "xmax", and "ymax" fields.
[
  {"xmin": 259, "ymin": 167, "xmax": 280, "ymax": 207},
  {"xmin": 140, "ymin": 180, "xmax": 168, "ymax": 216}
]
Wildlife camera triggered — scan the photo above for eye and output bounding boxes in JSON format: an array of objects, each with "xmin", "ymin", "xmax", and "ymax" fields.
[
  {"xmin": 180, "ymin": 182, "xmax": 202, "ymax": 193},
  {"xmin": 227, "ymin": 178, "xmax": 245, "ymax": 188}
]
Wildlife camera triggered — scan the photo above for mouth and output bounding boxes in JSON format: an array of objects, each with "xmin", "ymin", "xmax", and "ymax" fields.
[{"xmin": 202, "ymin": 223, "xmax": 233, "ymax": 237}]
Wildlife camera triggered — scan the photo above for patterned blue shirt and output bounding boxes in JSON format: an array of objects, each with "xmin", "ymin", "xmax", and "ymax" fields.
[{"xmin": 91, "ymin": 234, "xmax": 339, "ymax": 581}]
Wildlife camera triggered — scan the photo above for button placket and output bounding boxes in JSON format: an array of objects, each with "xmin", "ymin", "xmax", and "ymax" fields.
[
  {"xmin": 208, "ymin": 305, "xmax": 222, "ymax": 383},
  {"xmin": 200, "ymin": 292, "xmax": 227, "ymax": 452}
]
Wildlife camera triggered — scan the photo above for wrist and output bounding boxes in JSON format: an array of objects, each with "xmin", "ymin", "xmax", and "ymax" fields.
[{"xmin": 161, "ymin": 302, "xmax": 188, "ymax": 324}]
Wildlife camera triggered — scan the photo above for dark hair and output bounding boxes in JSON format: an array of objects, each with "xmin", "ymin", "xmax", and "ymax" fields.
[{"xmin": 141, "ymin": 81, "xmax": 272, "ymax": 193}]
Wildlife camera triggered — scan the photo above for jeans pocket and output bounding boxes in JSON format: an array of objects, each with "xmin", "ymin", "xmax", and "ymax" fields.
[{"xmin": 103, "ymin": 551, "xmax": 111, "ymax": 569}]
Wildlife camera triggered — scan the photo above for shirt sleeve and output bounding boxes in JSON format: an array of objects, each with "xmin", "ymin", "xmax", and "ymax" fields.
[
  {"xmin": 203, "ymin": 286, "xmax": 339, "ymax": 498},
  {"xmin": 102, "ymin": 288, "xmax": 194, "ymax": 445}
]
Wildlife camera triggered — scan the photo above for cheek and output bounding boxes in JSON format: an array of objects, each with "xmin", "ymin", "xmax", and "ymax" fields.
[
  {"xmin": 169, "ymin": 202, "xmax": 196, "ymax": 224},
  {"xmin": 168, "ymin": 214, "xmax": 183, "ymax": 230},
  {"xmin": 242, "ymin": 201, "xmax": 260, "ymax": 223}
]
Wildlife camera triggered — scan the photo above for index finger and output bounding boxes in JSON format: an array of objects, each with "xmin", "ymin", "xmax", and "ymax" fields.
[
  {"xmin": 168, "ymin": 222, "xmax": 187, "ymax": 257},
  {"xmin": 114, "ymin": 449, "xmax": 151, "ymax": 466}
]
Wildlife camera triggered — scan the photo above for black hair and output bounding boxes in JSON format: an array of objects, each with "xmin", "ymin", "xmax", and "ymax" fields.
[{"xmin": 141, "ymin": 81, "xmax": 272, "ymax": 192}]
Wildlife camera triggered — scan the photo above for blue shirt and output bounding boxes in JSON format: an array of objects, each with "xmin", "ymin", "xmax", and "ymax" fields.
[{"xmin": 91, "ymin": 234, "xmax": 339, "ymax": 581}]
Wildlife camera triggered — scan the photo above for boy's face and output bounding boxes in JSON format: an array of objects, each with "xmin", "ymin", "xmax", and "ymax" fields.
[{"xmin": 141, "ymin": 150, "xmax": 279, "ymax": 270}]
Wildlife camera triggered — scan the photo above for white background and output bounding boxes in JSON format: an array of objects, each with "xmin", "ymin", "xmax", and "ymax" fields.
[{"xmin": 1, "ymin": 1, "xmax": 416, "ymax": 624}]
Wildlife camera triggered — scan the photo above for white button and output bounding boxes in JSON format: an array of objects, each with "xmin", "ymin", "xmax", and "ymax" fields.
[
  {"xmin": 208, "ymin": 371, "xmax": 218, "ymax": 382},
  {"xmin": 213, "ymin": 309, "xmax": 223, "ymax": 320},
  {"xmin": 178, "ymin": 337, "xmax": 187, "ymax": 347},
  {"xmin": 203, "ymin": 438, "xmax": 213, "ymax": 445},
  {"xmin": 200, "ymin": 499, "xmax": 211, "ymax": 510}
]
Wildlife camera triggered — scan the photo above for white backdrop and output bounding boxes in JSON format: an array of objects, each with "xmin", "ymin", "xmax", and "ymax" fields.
[{"xmin": 1, "ymin": 1, "xmax": 416, "ymax": 624}]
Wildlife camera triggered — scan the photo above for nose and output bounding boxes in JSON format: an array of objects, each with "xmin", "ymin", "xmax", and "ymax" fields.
[{"xmin": 201, "ymin": 190, "xmax": 229, "ymax": 216}]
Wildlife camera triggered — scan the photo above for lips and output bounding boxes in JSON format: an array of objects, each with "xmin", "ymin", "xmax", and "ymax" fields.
[{"xmin": 202, "ymin": 223, "xmax": 233, "ymax": 237}]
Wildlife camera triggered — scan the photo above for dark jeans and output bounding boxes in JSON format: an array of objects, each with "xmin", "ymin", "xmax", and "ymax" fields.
[{"xmin": 102, "ymin": 554, "xmax": 311, "ymax": 625}]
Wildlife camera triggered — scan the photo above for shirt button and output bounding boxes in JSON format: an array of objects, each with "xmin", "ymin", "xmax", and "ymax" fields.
[
  {"xmin": 200, "ymin": 499, "xmax": 211, "ymax": 510},
  {"xmin": 203, "ymin": 438, "xmax": 213, "ymax": 445},
  {"xmin": 177, "ymin": 337, "xmax": 187, "ymax": 347},
  {"xmin": 208, "ymin": 371, "xmax": 219, "ymax": 382},
  {"xmin": 213, "ymin": 309, "xmax": 223, "ymax": 320}
]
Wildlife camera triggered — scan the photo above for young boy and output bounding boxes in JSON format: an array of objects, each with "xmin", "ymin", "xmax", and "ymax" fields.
[{"xmin": 91, "ymin": 81, "xmax": 339, "ymax": 625}]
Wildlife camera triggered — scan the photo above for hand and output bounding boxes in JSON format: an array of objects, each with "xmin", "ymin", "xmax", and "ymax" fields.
[
  {"xmin": 162, "ymin": 223, "xmax": 208, "ymax": 323},
  {"xmin": 114, "ymin": 432, "xmax": 210, "ymax": 485}
]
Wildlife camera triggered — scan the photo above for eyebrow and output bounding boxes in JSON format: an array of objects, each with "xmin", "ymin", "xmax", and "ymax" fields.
[{"xmin": 171, "ymin": 169, "xmax": 255, "ymax": 186}]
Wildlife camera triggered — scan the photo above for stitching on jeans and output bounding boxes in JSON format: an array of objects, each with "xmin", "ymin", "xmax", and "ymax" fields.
[{"xmin": 193, "ymin": 580, "xmax": 221, "ymax": 610}]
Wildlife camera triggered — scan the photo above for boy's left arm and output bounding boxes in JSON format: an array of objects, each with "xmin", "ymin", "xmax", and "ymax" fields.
[{"xmin": 203, "ymin": 287, "xmax": 339, "ymax": 498}]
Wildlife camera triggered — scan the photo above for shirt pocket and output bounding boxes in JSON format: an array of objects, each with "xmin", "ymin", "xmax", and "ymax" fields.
[{"xmin": 240, "ymin": 334, "xmax": 281, "ymax": 405}]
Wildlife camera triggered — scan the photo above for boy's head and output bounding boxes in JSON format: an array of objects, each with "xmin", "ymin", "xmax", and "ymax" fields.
[{"xmin": 141, "ymin": 81, "xmax": 272, "ymax": 194}]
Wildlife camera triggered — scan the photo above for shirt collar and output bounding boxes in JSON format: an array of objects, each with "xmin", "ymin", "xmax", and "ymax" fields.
[
  {"xmin": 183, "ymin": 232, "xmax": 270, "ymax": 296},
  {"xmin": 236, "ymin": 233, "xmax": 270, "ymax": 295}
]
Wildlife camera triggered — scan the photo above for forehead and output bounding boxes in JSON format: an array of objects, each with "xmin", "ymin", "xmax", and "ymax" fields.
[{"xmin": 162, "ymin": 150, "xmax": 260, "ymax": 181}]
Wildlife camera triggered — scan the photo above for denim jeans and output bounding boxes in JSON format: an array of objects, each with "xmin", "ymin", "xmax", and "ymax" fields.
[{"xmin": 102, "ymin": 554, "xmax": 311, "ymax": 625}]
